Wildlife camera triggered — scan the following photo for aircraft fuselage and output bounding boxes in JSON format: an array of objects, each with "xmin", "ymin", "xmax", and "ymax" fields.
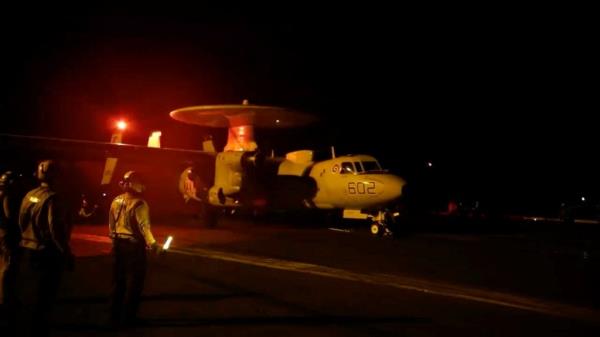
[{"xmin": 308, "ymin": 155, "xmax": 405, "ymax": 210}]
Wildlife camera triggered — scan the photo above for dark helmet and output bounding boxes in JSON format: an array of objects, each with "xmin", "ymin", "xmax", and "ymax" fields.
[
  {"xmin": 0, "ymin": 171, "xmax": 15, "ymax": 190},
  {"xmin": 187, "ymin": 167, "xmax": 198, "ymax": 180},
  {"xmin": 37, "ymin": 160, "xmax": 58, "ymax": 183},
  {"xmin": 119, "ymin": 170, "xmax": 145, "ymax": 193}
]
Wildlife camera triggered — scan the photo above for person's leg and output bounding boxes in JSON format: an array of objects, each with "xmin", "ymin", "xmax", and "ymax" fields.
[
  {"xmin": 4, "ymin": 247, "xmax": 21, "ymax": 337},
  {"xmin": 32, "ymin": 255, "xmax": 63, "ymax": 337},
  {"xmin": 0, "ymin": 232, "xmax": 12, "ymax": 306},
  {"xmin": 0, "ymin": 243, "xmax": 8, "ymax": 306},
  {"xmin": 109, "ymin": 241, "xmax": 126, "ymax": 324},
  {"xmin": 124, "ymin": 243, "xmax": 147, "ymax": 324},
  {"xmin": 16, "ymin": 249, "xmax": 41, "ymax": 337}
]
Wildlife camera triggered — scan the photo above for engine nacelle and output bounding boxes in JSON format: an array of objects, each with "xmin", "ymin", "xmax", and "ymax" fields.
[
  {"xmin": 278, "ymin": 150, "xmax": 314, "ymax": 177},
  {"xmin": 208, "ymin": 151, "xmax": 260, "ymax": 206}
]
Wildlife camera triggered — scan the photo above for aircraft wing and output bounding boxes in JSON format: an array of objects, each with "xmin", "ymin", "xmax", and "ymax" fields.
[
  {"xmin": 0, "ymin": 133, "xmax": 215, "ymax": 164},
  {"xmin": 0, "ymin": 133, "xmax": 216, "ymax": 216}
]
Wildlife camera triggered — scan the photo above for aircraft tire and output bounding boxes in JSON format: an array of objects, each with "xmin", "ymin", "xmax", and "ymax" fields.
[{"xmin": 370, "ymin": 223, "xmax": 383, "ymax": 236}]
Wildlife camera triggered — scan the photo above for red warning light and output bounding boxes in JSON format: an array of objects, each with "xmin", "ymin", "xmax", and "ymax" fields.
[{"xmin": 116, "ymin": 120, "xmax": 127, "ymax": 131}]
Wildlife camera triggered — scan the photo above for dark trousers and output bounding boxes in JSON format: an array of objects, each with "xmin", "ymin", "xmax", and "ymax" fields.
[
  {"xmin": 110, "ymin": 239, "xmax": 147, "ymax": 324},
  {"xmin": 16, "ymin": 248, "xmax": 64, "ymax": 337},
  {"xmin": 1, "ymin": 235, "xmax": 19, "ymax": 304},
  {"xmin": 1, "ymin": 245, "xmax": 20, "ymax": 337}
]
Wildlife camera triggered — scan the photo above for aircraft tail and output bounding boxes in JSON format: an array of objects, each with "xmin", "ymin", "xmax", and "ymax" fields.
[
  {"xmin": 147, "ymin": 131, "xmax": 162, "ymax": 148},
  {"xmin": 202, "ymin": 137, "xmax": 216, "ymax": 153},
  {"xmin": 101, "ymin": 132, "xmax": 123, "ymax": 185}
]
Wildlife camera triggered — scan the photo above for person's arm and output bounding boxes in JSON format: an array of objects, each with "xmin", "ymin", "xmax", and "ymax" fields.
[
  {"xmin": 134, "ymin": 201, "xmax": 156, "ymax": 247},
  {"xmin": 47, "ymin": 197, "xmax": 72, "ymax": 255},
  {"xmin": 79, "ymin": 207, "xmax": 90, "ymax": 218},
  {"xmin": 2, "ymin": 196, "xmax": 10, "ymax": 220},
  {"xmin": 108, "ymin": 200, "xmax": 116, "ymax": 237}
]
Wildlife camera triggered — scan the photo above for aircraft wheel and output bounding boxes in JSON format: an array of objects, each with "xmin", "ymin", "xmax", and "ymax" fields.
[{"xmin": 370, "ymin": 223, "xmax": 383, "ymax": 236}]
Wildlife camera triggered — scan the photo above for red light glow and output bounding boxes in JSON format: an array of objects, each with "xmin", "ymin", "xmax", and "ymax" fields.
[{"xmin": 116, "ymin": 120, "xmax": 127, "ymax": 131}]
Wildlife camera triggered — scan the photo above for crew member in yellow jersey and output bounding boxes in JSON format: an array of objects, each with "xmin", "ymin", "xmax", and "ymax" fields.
[
  {"xmin": 108, "ymin": 170, "xmax": 162, "ymax": 327},
  {"xmin": 18, "ymin": 160, "xmax": 74, "ymax": 337}
]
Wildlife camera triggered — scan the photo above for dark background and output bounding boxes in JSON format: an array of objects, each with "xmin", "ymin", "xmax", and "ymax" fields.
[{"xmin": 0, "ymin": 4, "xmax": 596, "ymax": 215}]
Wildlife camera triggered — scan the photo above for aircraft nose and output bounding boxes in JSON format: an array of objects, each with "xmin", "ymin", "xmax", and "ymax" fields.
[{"xmin": 381, "ymin": 174, "xmax": 406, "ymax": 201}]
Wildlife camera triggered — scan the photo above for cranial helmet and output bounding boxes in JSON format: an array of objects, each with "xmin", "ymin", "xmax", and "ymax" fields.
[
  {"xmin": 0, "ymin": 171, "xmax": 15, "ymax": 189},
  {"xmin": 37, "ymin": 160, "xmax": 58, "ymax": 183},
  {"xmin": 119, "ymin": 170, "xmax": 145, "ymax": 193},
  {"xmin": 187, "ymin": 167, "xmax": 198, "ymax": 180}
]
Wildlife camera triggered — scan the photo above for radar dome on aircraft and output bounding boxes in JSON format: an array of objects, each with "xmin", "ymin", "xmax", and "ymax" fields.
[
  {"xmin": 169, "ymin": 100, "xmax": 317, "ymax": 151},
  {"xmin": 169, "ymin": 100, "xmax": 316, "ymax": 128}
]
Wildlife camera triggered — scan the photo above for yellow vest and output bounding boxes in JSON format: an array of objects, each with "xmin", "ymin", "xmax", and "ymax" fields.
[
  {"xmin": 19, "ymin": 186, "xmax": 57, "ymax": 250},
  {"xmin": 108, "ymin": 193, "xmax": 155, "ymax": 246}
]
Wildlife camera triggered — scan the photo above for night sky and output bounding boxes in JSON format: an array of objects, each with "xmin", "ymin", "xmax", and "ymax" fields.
[{"xmin": 0, "ymin": 5, "xmax": 596, "ymax": 213}]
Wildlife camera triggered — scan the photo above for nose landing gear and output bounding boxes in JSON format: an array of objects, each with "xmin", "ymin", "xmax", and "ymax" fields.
[
  {"xmin": 369, "ymin": 209, "xmax": 398, "ymax": 237},
  {"xmin": 370, "ymin": 222, "xmax": 392, "ymax": 236}
]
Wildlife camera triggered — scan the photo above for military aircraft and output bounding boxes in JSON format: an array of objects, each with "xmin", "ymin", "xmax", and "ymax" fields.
[
  {"xmin": 0, "ymin": 101, "xmax": 405, "ymax": 235},
  {"xmin": 170, "ymin": 101, "xmax": 406, "ymax": 235}
]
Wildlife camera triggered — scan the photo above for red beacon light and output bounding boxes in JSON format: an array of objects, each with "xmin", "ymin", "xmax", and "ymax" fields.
[{"xmin": 116, "ymin": 120, "xmax": 127, "ymax": 131}]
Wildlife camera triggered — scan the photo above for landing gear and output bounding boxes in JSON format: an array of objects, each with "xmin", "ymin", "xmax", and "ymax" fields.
[
  {"xmin": 342, "ymin": 208, "xmax": 400, "ymax": 237},
  {"xmin": 370, "ymin": 222, "xmax": 391, "ymax": 236},
  {"xmin": 369, "ymin": 209, "xmax": 398, "ymax": 237}
]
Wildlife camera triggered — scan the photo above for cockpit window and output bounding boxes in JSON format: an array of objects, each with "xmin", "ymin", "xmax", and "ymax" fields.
[
  {"xmin": 340, "ymin": 162, "xmax": 354, "ymax": 174},
  {"xmin": 362, "ymin": 161, "xmax": 382, "ymax": 172},
  {"xmin": 354, "ymin": 162, "xmax": 364, "ymax": 173}
]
